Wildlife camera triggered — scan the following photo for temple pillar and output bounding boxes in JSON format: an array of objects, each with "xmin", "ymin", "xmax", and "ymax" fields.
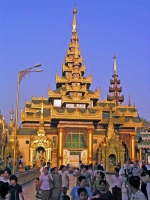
[
  {"xmin": 130, "ymin": 134, "xmax": 135, "ymax": 161},
  {"xmin": 105, "ymin": 152, "xmax": 109, "ymax": 172},
  {"xmin": 87, "ymin": 129, "xmax": 93, "ymax": 164},
  {"xmin": 45, "ymin": 149, "xmax": 48, "ymax": 162},
  {"xmin": 139, "ymin": 148, "xmax": 142, "ymax": 160},
  {"xmin": 29, "ymin": 148, "xmax": 33, "ymax": 165},
  {"xmin": 145, "ymin": 151, "xmax": 148, "ymax": 163},
  {"xmin": 1, "ymin": 144, "xmax": 4, "ymax": 159},
  {"xmin": 47, "ymin": 148, "xmax": 52, "ymax": 162},
  {"xmin": 97, "ymin": 148, "xmax": 101, "ymax": 164},
  {"xmin": 57, "ymin": 128, "xmax": 64, "ymax": 168},
  {"xmin": 137, "ymin": 152, "xmax": 139, "ymax": 160}
]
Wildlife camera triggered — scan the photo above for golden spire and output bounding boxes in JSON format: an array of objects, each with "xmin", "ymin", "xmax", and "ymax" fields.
[
  {"xmin": 107, "ymin": 110, "xmax": 115, "ymax": 138},
  {"xmin": 72, "ymin": 6, "xmax": 77, "ymax": 31},
  {"xmin": 10, "ymin": 105, "xmax": 14, "ymax": 127},
  {"xmin": 113, "ymin": 53, "xmax": 117, "ymax": 74}
]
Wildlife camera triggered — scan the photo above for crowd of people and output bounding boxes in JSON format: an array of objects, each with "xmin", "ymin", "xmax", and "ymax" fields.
[
  {"xmin": 1, "ymin": 160, "xmax": 150, "ymax": 200},
  {"xmin": 36, "ymin": 160, "xmax": 150, "ymax": 200}
]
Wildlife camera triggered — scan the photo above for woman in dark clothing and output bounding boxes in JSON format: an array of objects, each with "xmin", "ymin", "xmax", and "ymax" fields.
[
  {"xmin": 93, "ymin": 180, "xmax": 114, "ymax": 200},
  {"xmin": 141, "ymin": 165, "xmax": 148, "ymax": 199}
]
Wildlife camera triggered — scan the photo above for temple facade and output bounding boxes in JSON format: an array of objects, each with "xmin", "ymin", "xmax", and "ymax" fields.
[{"xmin": 15, "ymin": 7, "xmax": 143, "ymax": 171}]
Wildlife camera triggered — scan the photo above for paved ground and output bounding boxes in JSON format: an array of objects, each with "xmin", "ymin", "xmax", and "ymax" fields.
[{"xmin": 22, "ymin": 174, "xmax": 128, "ymax": 200}]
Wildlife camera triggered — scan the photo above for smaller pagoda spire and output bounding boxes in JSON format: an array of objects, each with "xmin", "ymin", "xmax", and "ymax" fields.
[
  {"xmin": 107, "ymin": 54, "xmax": 124, "ymax": 105},
  {"xmin": 128, "ymin": 94, "xmax": 131, "ymax": 106},
  {"xmin": 107, "ymin": 111, "xmax": 115, "ymax": 139},
  {"xmin": 10, "ymin": 105, "xmax": 14, "ymax": 127},
  {"xmin": 113, "ymin": 53, "xmax": 117, "ymax": 74},
  {"xmin": 72, "ymin": 6, "xmax": 77, "ymax": 31}
]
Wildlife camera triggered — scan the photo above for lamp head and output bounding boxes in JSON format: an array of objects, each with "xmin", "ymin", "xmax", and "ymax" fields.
[
  {"xmin": 34, "ymin": 64, "xmax": 41, "ymax": 68},
  {"xmin": 35, "ymin": 69, "xmax": 43, "ymax": 72}
]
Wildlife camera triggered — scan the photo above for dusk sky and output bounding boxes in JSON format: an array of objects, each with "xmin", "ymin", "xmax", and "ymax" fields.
[{"xmin": 0, "ymin": 0, "xmax": 150, "ymax": 124}]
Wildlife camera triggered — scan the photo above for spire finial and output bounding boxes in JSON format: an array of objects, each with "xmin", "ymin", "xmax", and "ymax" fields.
[
  {"xmin": 113, "ymin": 53, "xmax": 117, "ymax": 74},
  {"xmin": 128, "ymin": 94, "xmax": 131, "ymax": 106},
  {"xmin": 72, "ymin": 4, "xmax": 77, "ymax": 31}
]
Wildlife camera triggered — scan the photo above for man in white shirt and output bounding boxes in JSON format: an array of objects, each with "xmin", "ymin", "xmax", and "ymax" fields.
[
  {"xmin": 129, "ymin": 176, "xmax": 147, "ymax": 200},
  {"xmin": 111, "ymin": 167, "xmax": 123, "ymax": 200}
]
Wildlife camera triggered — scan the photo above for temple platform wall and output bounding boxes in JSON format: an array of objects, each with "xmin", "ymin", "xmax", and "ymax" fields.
[
  {"xmin": 16, "ymin": 168, "xmax": 39, "ymax": 185},
  {"xmin": 18, "ymin": 137, "xmax": 30, "ymax": 166}
]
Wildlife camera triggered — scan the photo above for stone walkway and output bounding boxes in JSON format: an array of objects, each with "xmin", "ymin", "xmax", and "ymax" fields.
[{"xmin": 22, "ymin": 174, "xmax": 128, "ymax": 200}]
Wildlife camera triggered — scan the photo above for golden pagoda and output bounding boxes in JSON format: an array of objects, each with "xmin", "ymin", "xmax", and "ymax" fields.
[{"xmin": 17, "ymin": 6, "xmax": 143, "ymax": 170}]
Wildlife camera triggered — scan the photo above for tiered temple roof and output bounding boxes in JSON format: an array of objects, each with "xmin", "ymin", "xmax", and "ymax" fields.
[
  {"xmin": 138, "ymin": 131, "xmax": 150, "ymax": 149},
  {"xmin": 20, "ymin": 7, "xmax": 143, "ymax": 133}
]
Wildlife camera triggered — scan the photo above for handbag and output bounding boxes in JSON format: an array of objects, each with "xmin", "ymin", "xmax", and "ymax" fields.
[{"xmin": 35, "ymin": 190, "xmax": 42, "ymax": 199}]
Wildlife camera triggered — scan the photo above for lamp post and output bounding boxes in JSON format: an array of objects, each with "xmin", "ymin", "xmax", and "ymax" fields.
[{"xmin": 12, "ymin": 64, "xmax": 43, "ymax": 174}]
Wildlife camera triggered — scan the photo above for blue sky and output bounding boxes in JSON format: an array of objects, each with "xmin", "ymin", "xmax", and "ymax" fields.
[{"xmin": 0, "ymin": 0, "xmax": 150, "ymax": 124}]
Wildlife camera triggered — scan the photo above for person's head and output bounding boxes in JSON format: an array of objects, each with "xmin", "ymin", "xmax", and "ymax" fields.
[
  {"xmin": 44, "ymin": 167, "xmax": 49, "ymax": 174},
  {"xmin": 60, "ymin": 165, "xmax": 66, "ymax": 171},
  {"xmin": 117, "ymin": 164, "xmax": 121, "ymax": 169},
  {"xmin": 142, "ymin": 165, "xmax": 147, "ymax": 173},
  {"xmin": 3, "ymin": 168, "xmax": 11, "ymax": 178},
  {"xmin": 10, "ymin": 175, "xmax": 17, "ymax": 185},
  {"xmin": 80, "ymin": 164, "xmax": 84, "ymax": 169},
  {"xmin": 95, "ymin": 162, "xmax": 98, "ymax": 165},
  {"xmin": 35, "ymin": 177, "xmax": 40, "ymax": 184},
  {"xmin": 133, "ymin": 161, "xmax": 138, "ymax": 168},
  {"xmin": 99, "ymin": 180, "xmax": 107, "ymax": 192},
  {"xmin": 78, "ymin": 187, "xmax": 88, "ymax": 200},
  {"xmin": 78, "ymin": 176, "xmax": 86, "ymax": 187},
  {"xmin": 114, "ymin": 167, "xmax": 119, "ymax": 176},
  {"xmin": 128, "ymin": 172, "xmax": 133, "ymax": 179},
  {"xmin": 83, "ymin": 165, "xmax": 88, "ymax": 172},
  {"xmin": 96, "ymin": 171, "xmax": 105, "ymax": 179},
  {"xmin": 129, "ymin": 176, "xmax": 140, "ymax": 192},
  {"xmin": 51, "ymin": 168, "xmax": 55, "ymax": 174},
  {"xmin": 47, "ymin": 162, "xmax": 50, "ymax": 167},
  {"xmin": 53, "ymin": 167, "xmax": 58, "ymax": 174},
  {"xmin": 79, "ymin": 160, "xmax": 82, "ymax": 164},
  {"xmin": 0, "ymin": 169, "xmax": 4, "ymax": 177},
  {"xmin": 62, "ymin": 195, "xmax": 70, "ymax": 200}
]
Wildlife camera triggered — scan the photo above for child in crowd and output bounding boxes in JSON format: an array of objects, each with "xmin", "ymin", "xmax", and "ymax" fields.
[
  {"xmin": 9, "ymin": 174, "xmax": 24, "ymax": 200},
  {"xmin": 62, "ymin": 195, "xmax": 70, "ymax": 200},
  {"xmin": 78, "ymin": 187, "xmax": 88, "ymax": 200},
  {"xmin": 35, "ymin": 177, "xmax": 41, "ymax": 199}
]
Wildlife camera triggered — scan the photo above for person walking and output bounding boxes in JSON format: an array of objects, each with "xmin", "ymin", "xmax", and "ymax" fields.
[
  {"xmin": 111, "ymin": 167, "xmax": 123, "ymax": 200},
  {"xmin": 59, "ymin": 165, "xmax": 69, "ymax": 196},
  {"xmin": 0, "ymin": 168, "xmax": 11, "ymax": 200},
  {"xmin": 70, "ymin": 175, "xmax": 98, "ymax": 200},
  {"xmin": 93, "ymin": 171, "xmax": 109, "ymax": 193},
  {"xmin": 125, "ymin": 172, "xmax": 133, "ymax": 200},
  {"xmin": 132, "ymin": 161, "xmax": 141, "ymax": 177},
  {"xmin": 51, "ymin": 167, "xmax": 62, "ymax": 200},
  {"xmin": 140, "ymin": 165, "xmax": 148, "ymax": 199},
  {"xmin": 8, "ymin": 174, "xmax": 24, "ymax": 200},
  {"xmin": 129, "ymin": 176, "xmax": 147, "ymax": 200},
  {"xmin": 39, "ymin": 167, "xmax": 50, "ymax": 200},
  {"xmin": 80, "ymin": 165, "xmax": 92, "ymax": 187},
  {"xmin": 93, "ymin": 180, "xmax": 114, "ymax": 200}
]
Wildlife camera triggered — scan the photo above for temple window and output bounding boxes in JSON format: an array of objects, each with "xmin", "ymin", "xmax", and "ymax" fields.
[{"xmin": 65, "ymin": 132, "xmax": 86, "ymax": 148}]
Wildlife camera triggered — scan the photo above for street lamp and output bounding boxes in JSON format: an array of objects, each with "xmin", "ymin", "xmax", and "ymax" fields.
[{"xmin": 12, "ymin": 64, "xmax": 43, "ymax": 174}]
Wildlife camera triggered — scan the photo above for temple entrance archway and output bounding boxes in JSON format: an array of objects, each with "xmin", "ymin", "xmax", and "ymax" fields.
[{"xmin": 63, "ymin": 149, "xmax": 87, "ymax": 167}]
